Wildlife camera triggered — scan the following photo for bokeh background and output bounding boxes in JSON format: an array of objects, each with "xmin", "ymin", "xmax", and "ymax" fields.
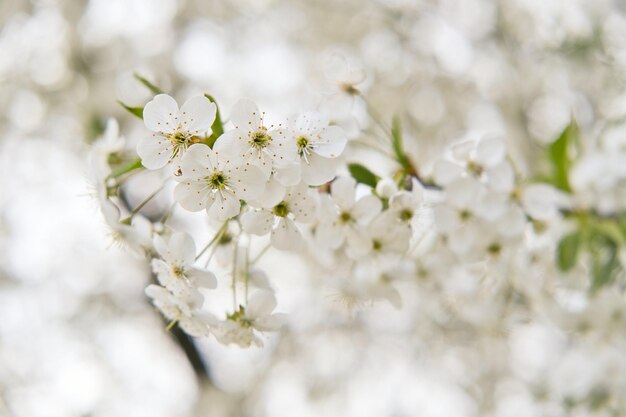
[{"xmin": 2, "ymin": 0, "xmax": 626, "ymax": 416}]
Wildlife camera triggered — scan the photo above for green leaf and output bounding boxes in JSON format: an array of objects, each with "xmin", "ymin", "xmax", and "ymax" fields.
[
  {"xmin": 108, "ymin": 158, "xmax": 143, "ymax": 178},
  {"xmin": 589, "ymin": 234, "xmax": 620, "ymax": 291},
  {"xmin": 118, "ymin": 101, "xmax": 143, "ymax": 119},
  {"xmin": 204, "ymin": 94, "xmax": 224, "ymax": 147},
  {"xmin": 133, "ymin": 73, "xmax": 165, "ymax": 95},
  {"xmin": 557, "ymin": 231, "xmax": 581, "ymax": 271},
  {"xmin": 348, "ymin": 163, "xmax": 379, "ymax": 188},
  {"xmin": 546, "ymin": 120, "xmax": 579, "ymax": 193},
  {"xmin": 390, "ymin": 116, "xmax": 414, "ymax": 173}
]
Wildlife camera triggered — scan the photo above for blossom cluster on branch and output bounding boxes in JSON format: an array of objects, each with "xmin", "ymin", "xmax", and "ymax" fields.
[{"xmin": 92, "ymin": 74, "xmax": 625, "ymax": 350}]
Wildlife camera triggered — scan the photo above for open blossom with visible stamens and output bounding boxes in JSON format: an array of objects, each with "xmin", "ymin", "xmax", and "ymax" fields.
[
  {"xmin": 215, "ymin": 290, "xmax": 287, "ymax": 347},
  {"xmin": 346, "ymin": 213, "xmax": 412, "ymax": 260},
  {"xmin": 241, "ymin": 184, "xmax": 316, "ymax": 250},
  {"xmin": 151, "ymin": 232, "xmax": 217, "ymax": 300},
  {"xmin": 137, "ymin": 94, "xmax": 216, "ymax": 170},
  {"xmin": 213, "ymin": 98, "xmax": 296, "ymax": 181},
  {"xmin": 173, "ymin": 143, "xmax": 266, "ymax": 221},
  {"xmin": 145, "ymin": 284, "xmax": 216, "ymax": 337},
  {"xmin": 286, "ymin": 111, "xmax": 348, "ymax": 186},
  {"xmin": 315, "ymin": 177, "xmax": 382, "ymax": 250}
]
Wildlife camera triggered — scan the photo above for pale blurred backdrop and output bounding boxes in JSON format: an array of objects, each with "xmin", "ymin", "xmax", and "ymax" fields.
[{"xmin": 2, "ymin": 0, "xmax": 626, "ymax": 416}]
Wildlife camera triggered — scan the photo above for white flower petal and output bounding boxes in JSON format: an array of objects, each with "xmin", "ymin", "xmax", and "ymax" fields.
[
  {"xmin": 314, "ymin": 126, "xmax": 347, "ymax": 158},
  {"xmin": 250, "ymin": 177, "xmax": 286, "ymax": 208},
  {"xmin": 180, "ymin": 96, "xmax": 216, "ymax": 135},
  {"xmin": 180, "ymin": 143, "xmax": 216, "ymax": 179},
  {"xmin": 174, "ymin": 180, "xmax": 211, "ymax": 212},
  {"xmin": 301, "ymin": 153, "xmax": 339, "ymax": 186},
  {"xmin": 246, "ymin": 290, "xmax": 277, "ymax": 318},
  {"xmin": 241, "ymin": 210, "xmax": 274, "ymax": 235},
  {"xmin": 230, "ymin": 164, "xmax": 267, "ymax": 200},
  {"xmin": 296, "ymin": 111, "xmax": 327, "ymax": 135},
  {"xmin": 137, "ymin": 136, "xmax": 172, "ymax": 169},
  {"xmin": 143, "ymin": 94, "xmax": 179, "ymax": 133},
  {"xmin": 167, "ymin": 232, "xmax": 196, "ymax": 265},
  {"xmin": 254, "ymin": 313, "xmax": 287, "ymax": 332},
  {"xmin": 331, "ymin": 177, "xmax": 356, "ymax": 210},
  {"xmin": 474, "ymin": 137, "xmax": 505, "ymax": 167},
  {"xmin": 230, "ymin": 98, "xmax": 262, "ymax": 129},
  {"xmin": 273, "ymin": 161, "xmax": 301, "ymax": 187},
  {"xmin": 315, "ymin": 221, "xmax": 344, "ymax": 249},
  {"xmin": 352, "ymin": 195, "xmax": 382, "ymax": 224},
  {"xmin": 433, "ymin": 160, "xmax": 464, "ymax": 185},
  {"xmin": 207, "ymin": 191, "xmax": 241, "ymax": 221},
  {"xmin": 271, "ymin": 217, "xmax": 302, "ymax": 250},
  {"xmin": 187, "ymin": 267, "xmax": 217, "ymax": 289}
]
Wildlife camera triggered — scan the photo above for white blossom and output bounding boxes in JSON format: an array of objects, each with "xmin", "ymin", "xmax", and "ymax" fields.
[
  {"xmin": 215, "ymin": 290, "xmax": 287, "ymax": 347},
  {"xmin": 137, "ymin": 94, "xmax": 216, "ymax": 170},
  {"xmin": 213, "ymin": 98, "xmax": 296, "ymax": 181},
  {"xmin": 241, "ymin": 184, "xmax": 316, "ymax": 250},
  {"xmin": 173, "ymin": 143, "xmax": 266, "ymax": 221}
]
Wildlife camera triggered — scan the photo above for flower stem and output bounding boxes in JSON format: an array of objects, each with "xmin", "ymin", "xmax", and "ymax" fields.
[
  {"xmin": 251, "ymin": 242, "xmax": 271, "ymax": 265},
  {"xmin": 195, "ymin": 221, "xmax": 229, "ymax": 261},
  {"xmin": 166, "ymin": 318, "xmax": 178, "ymax": 332},
  {"xmin": 121, "ymin": 183, "xmax": 166, "ymax": 223},
  {"xmin": 243, "ymin": 244, "xmax": 250, "ymax": 303},
  {"xmin": 232, "ymin": 239, "xmax": 239, "ymax": 310}
]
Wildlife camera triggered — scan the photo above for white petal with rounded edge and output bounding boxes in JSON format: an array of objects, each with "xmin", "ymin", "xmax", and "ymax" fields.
[
  {"xmin": 315, "ymin": 221, "xmax": 344, "ymax": 249},
  {"xmin": 187, "ymin": 267, "xmax": 217, "ymax": 289},
  {"xmin": 331, "ymin": 176, "xmax": 356, "ymax": 210},
  {"xmin": 180, "ymin": 143, "xmax": 216, "ymax": 179},
  {"xmin": 301, "ymin": 153, "xmax": 339, "ymax": 186},
  {"xmin": 352, "ymin": 195, "xmax": 382, "ymax": 224},
  {"xmin": 296, "ymin": 111, "xmax": 327, "ymax": 135},
  {"xmin": 433, "ymin": 160, "xmax": 464, "ymax": 185},
  {"xmin": 273, "ymin": 161, "xmax": 301, "ymax": 187},
  {"xmin": 286, "ymin": 187, "xmax": 316, "ymax": 224},
  {"xmin": 143, "ymin": 94, "xmax": 179, "ymax": 133},
  {"xmin": 213, "ymin": 130, "xmax": 248, "ymax": 161},
  {"xmin": 174, "ymin": 180, "xmax": 211, "ymax": 212},
  {"xmin": 254, "ymin": 313, "xmax": 287, "ymax": 331},
  {"xmin": 167, "ymin": 232, "xmax": 196, "ymax": 265},
  {"xmin": 230, "ymin": 164, "xmax": 267, "ymax": 200},
  {"xmin": 246, "ymin": 290, "xmax": 277, "ymax": 318},
  {"xmin": 249, "ymin": 177, "xmax": 286, "ymax": 208},
  {"xmin": 137, "ymin": 136, "xmax": 172, "ymax": 169},
  {"xmin": 271, "ymin": 217, "xmax": 302, "ymax": 250},
  {"xmin": 474, "ymin": 137, "xmax": 505, "ymax": 167},
  {"xmin": 207, "ymin": 191, "xmax": 241, "ymax": 221},
  {"xmin": 241, "ymin": 210, "xmax": 274, "ymax": 235},
  {"xmin": 180, "ymin": 96, "xmax": 216, "ymax": 134},
  {"xmin": 230, "ymin": 98, "xmax": 262, "ymax": 129},
  {"xmin": 315, "ymin": 126, "xmax": 347, "ymax": 158}
]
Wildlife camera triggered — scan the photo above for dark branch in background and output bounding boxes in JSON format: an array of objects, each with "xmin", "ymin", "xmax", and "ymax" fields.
[
  {"xmin": 118, "ymin": 185, "xmax": 211, "ymax": 381},
  {"xmin": 150, "ymin": 273, "xmax": 211, "ymax": 380}
]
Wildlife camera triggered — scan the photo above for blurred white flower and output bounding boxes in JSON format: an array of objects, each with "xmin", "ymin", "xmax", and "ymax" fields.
[
  {"xmin": 241, "ymin": 184, "xmax": 316, "ymax": 251},
  {"xmin": 216, "ymin": 290, "xmax": 287, "ymax": 347}
]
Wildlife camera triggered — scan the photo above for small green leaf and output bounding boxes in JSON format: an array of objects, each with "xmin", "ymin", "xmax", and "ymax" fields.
[
  {"xmin": 133, "ymin": 73, "xmax": 165, "ymax": 95},
  {"xmin": 118, "ymin": 101, "xmax": 144, "ymax": 119},
  {"xmin": 546, "ymin": 120, "xmax": 579, "ymax": 193},
  {"xmin": 108, "ymin": 158, "xmax": 143, "ymax": 178},
  {"xmin": 590, "ymin": 236, "xmax": 620, "ymax": 291},
  {"xmin": 557, "ymin": 231, "xmax": 581, "ymax": 271},
  {"xmin": 204, "ymin": 94, "xmax": 224, "ymax": 147},
  {"xmin": 348, "ymin": 163, "xmax": 379, "ymax": 188},
  {"xmin": 391, "ymin": 116, "xmax": 414, "ymax": 174}
]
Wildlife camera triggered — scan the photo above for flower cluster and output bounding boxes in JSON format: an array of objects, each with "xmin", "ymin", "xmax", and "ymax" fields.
[{"xmin": 93, "ymin": 84, "xmax": 626, "ymax": 356}]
